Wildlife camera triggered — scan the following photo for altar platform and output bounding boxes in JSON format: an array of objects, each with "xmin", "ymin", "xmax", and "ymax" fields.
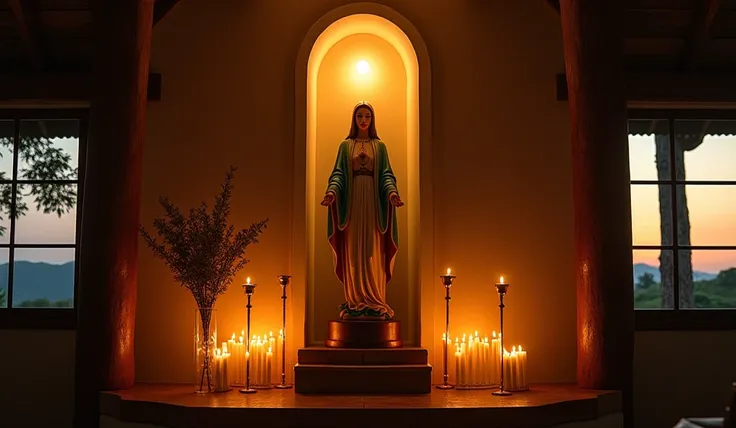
[{"xmin": 100, "ymin": 383, "xmax": 623, "ymax": 428}]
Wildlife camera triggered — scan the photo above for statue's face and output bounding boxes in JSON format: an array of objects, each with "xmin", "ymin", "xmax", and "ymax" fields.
[{"xmin": 355, "ymin": 107, "xmax": 372, "ymax": 132}]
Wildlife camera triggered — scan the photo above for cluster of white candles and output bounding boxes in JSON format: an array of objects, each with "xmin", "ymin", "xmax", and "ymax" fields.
[
  {"xmin": 218, "ymin": 330, "xmax": 284, "ymax": 387},
  {"xmin": 224, "ymin": 333, "xmax": 247, "ymax": 385},
  {"xmin": 248, "ymin": 333, "xmax": 274, "ymax": 386},
  {"xmin": 503, "ymin": 345, "xmax": 528, "ymax": 391},
  {"xmin": 212, "ymin": 348, "xmax": 230, "ymax": 391},
  {"xmin": 448, "ymin": 331, "xmax": 501, "ymax": 388},
  {"xmin": 445, "ymin": 331, "xmax": 529, "ymax": 390}
]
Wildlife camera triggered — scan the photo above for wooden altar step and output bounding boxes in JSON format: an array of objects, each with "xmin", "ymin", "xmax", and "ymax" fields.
[
  {"xmin": 294, "ymin": 347, "xmax": 432, "ymax": 394},
  {"xmin": 101, "ymin": 383, "xmax": 623, "ymax": 428}
]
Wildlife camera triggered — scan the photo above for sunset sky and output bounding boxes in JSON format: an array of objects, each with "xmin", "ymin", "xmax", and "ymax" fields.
[{"xmin": 629, "ymin": 134, "xmax": 736, "ymax": 273}]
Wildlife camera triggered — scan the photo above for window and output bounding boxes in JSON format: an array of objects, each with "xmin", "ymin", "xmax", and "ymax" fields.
[
  {"xmin": 629, "ymin": 110, "xmax": 736, "ymax": 330},
  {"xmin": 0, "ymin": 110, "xmax": 86, "ymax": 329}
]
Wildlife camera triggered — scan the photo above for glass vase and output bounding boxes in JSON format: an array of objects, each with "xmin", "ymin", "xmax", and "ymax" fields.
[{"xmin": 194, "ymin": 307, "xmax": 217, "ymax": 393}]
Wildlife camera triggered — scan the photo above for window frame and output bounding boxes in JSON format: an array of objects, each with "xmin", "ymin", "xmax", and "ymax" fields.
[
  {"xmin": 629, "ymin": 108, "xmax": 736, "ymax": 331},
  {"xmin": 0, "ymin": 108, "xmax": 88, "ymax": 330}
]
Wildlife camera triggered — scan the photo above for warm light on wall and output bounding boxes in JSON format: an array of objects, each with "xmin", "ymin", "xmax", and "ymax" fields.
[{"xmin": 356, "ymin": 59, "xmax": 371, "ymax": 74}]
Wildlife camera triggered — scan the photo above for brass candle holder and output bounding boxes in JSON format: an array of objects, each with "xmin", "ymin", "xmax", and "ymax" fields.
[
  {"xmin": 436, "ymin": 268, "xmax": 456, "ymax": 390},
  {"xmin": 239, "ymin": 281, "xmax": 257, "ymax": 394},
  {"xmin": 274, "ymin": 275, "xmax": 293, "ymax": 389},
  {"xmin": 492, "ymin": 277, "xmax": 512, "ymax": 396}
]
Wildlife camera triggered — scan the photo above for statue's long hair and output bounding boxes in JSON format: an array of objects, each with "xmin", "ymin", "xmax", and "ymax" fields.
[{"xmin": 346, "ymin": 101, "xmax": 380, "ymax": 140}]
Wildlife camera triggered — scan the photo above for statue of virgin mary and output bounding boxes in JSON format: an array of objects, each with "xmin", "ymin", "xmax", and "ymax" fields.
[{"xmin": 321, "ymin": 102, "xmax": 404, "ymax": 320}]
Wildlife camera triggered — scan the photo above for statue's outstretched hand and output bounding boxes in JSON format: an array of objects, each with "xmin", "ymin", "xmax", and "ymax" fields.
[
  {"xmin": 321, "ymin": 192, "xmax": 335, "ymax": 206},
  {"xmin": 389, "ymin": 193, "xmax": 404, "ymax": 207}
]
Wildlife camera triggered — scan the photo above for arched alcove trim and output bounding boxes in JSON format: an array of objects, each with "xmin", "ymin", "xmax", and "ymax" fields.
[{"xmin": 292, "ymin": 2, "xmax": 434, "ymax": 352}]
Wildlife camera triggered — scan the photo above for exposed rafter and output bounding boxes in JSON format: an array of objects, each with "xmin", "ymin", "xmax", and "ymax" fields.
[
  {"xmin": 682, "ymin": 0, "xmax": 720, "ymax": 70},
  {"xmin": 153, "ymin": 0, "xmax": 181, "ymax": 26},
  {"xmin": 6, "ymin": 0, "xmax": 44, "ymax": 69},
  {"xmin": 0, "ymin": 73, "xmax": 162, "ymax": 102},
  {"xmin": 556, "ymin": 72, "xmax": 736, "ymax": 104}
]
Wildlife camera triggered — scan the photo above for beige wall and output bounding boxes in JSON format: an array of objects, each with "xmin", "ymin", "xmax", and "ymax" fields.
[{"xmin": 2, "ymin": 1, "xmax": 735, "ymax": 428}]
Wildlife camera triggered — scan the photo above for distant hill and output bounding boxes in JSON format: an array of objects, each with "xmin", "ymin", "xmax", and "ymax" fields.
[
  {"xmin": 633, "ymin": 263, "xmax": 716, "ymax": 286},
  {"xmin": 0, "ymin": 261, "xmax": 75, "ymax": 304}
]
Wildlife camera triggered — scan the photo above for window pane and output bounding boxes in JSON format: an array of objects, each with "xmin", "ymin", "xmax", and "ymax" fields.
[
  {"xmin": 631, "ymin": 184, "xmax": 672, "ymax": 246},
  {"xmin": 675, "ymin": 120, "xmax": 736, "ymax": 181},
  {"xmin": 11, "ymin": 248, "xmax": 75, "ymax": 309},
  {"xmin": 634, "ymin": 249, "xmax": 674, "ymax": 309},
  {"xmin": 677, "ymin": 185, "xmax": 736, "ymax": 246},
  {"xmin": 18, "ymin": 120, "xmax": 79, "ymax": 181},
  {"xmin": 0, "ymin": 248, "xmax": 8, "ymax": 308},
  {"xmin": 679, "ymin": 250, "xmax": 736, "ymax": 309},
  {"xmin": 0, "ymin": 120, "xmax": 15, "ymax": 180},
  {"xmin": 628, "ymin": 119, "xmax": 670, "ymax": 181},
  {"xmin": 14, "ymin": 184, "xmax": 77, "ymax": 244},
  {"xmin": 0, "ymin": 184, "xmax": 11, "ymax": 245}
]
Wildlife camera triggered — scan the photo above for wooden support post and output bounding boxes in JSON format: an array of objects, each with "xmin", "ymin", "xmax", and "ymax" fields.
[
  {"xmin": 73, "ymin": 1, "xmax": 153, "ymax": 427},
  {"xmin": 558, "ymin": 0, "xmax": 635, "ymax": 426}
]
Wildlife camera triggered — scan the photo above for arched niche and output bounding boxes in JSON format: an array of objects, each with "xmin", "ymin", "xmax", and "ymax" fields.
[{"xmin": 292, "ymin": 3, "xmax": 434, "ymax": 351}]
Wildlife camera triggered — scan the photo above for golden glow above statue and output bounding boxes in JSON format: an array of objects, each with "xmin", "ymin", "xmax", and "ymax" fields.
[{"xmin": 321, "ymin": 102, "xmax": 404, "ymax": 320}]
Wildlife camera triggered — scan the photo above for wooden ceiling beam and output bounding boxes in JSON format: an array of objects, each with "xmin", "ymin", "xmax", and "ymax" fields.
[
  {"xmin": 153, "ymin": 0, "xmax": 181, "ymax": 26},
  {"xmin": 0, "ymin": 73, "xmax": 162, "ymax": 102},
  {"xmin": 6, "ymin": 0, "xmax": 44, "ymax": 69},
  {"xmin": 682, "ymin": 0, "xmax": 720, "ymax": 70},
  {"xmin": 556, "ymin": 72, "xmax": 736, "ymax": 104}
]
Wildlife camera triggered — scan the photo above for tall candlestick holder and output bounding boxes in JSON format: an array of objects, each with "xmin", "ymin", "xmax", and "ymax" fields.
[
  {"xmin": 436, "ymin": 269, "xmax": 456, "ymax": 389},
  {"xmin": 274, "ymin": 275, "xmax": 293, "ymax": 389},
  {"xmin": 239, "ymin": 282, "xmax": 257, "ymax": 394},
  {"xmin": 492, "ymin": 278, "xmax": 512, "ymax": 396}
]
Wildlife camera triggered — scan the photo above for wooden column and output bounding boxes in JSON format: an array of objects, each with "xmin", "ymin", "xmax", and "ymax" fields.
[
  {"xmin": 73, "ymin": 1, "xmax": 153, "ymax": 427},
  {"xmin": 558, "ymin": 0, "xmax": 635, "ymax": 425}
]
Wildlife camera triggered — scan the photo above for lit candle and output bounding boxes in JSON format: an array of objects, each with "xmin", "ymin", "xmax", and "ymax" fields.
[
  {"xmin": 251, "ymin": 335, "xmax": 257, "ymax": 384},
  {"xmin": 496, "ymin": 332, "xmax": 502, "ymax": 384},
  {"xmin": 214, "ymin": 348, "xmax": 226, "ymax": 391},
  {"xmin": 261, "ymin": 335, "xmax": 267, "ymax": 385},
  {"xmin": 454, "ymin": 337, "xmax": 460, "ymax": 386},
  {"xmin": 255, "ymin": 337, "xmax": 261, "ymax": 385},
  {"xmin": 460, "ymin": 335, "xmax": 467, "ymax": 386},
  {"xmin": 517, "ymin": 345, "xmax": 528, "ymax": 390},
  {"xmin": 467, "ymin": 333, "xmax": 474, "ymax": 385},
  {"xmin": 231, "ymin": 334, "xmax": 241, "ymax": 385},
  {"xmin": 482, "ymin": 337, "xmax": 489, "ymax": 385},
  {"xmin": 267, "ymin": 346, "xmax": 273, "ymax": 385},
  {"xmin": 227, "ymin": 334, "xmax": 237, "ymax": 385},
  {"xmin": 502, "ymin": 349, "xmax": 513, "ymax": 390},
  {"xmin": 222, "ymin": 350, "xmax": 230, "ymax": 389},
  {"xmin": 269, "ymin": 332, "xmax": 276, "ymax": 384},
  {"xmin": 510, "ymin": 348, "xmax": 516, "ymax": 390}
]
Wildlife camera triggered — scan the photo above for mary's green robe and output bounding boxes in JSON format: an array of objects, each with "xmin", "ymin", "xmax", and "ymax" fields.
[{"xmin": 325, "ymin": 139, "xmax": 399, "ymax": 314}]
